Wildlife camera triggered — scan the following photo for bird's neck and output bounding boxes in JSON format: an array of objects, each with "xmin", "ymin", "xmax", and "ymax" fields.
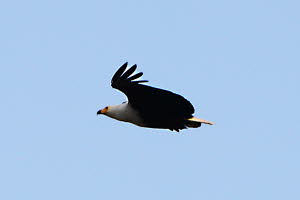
[{"xmin": 106, "ymin": 103, "xmax": 143, "ymax": 126}]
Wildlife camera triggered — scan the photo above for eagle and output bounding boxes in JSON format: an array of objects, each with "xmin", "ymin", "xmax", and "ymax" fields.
[{"xmin": 97, "ymin": 62, "xmax": 214, "ymax": 132}]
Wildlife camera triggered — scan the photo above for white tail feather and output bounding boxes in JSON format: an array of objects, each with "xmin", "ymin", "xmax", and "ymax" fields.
[{"xmin": 187, "ymin": 117, "xmax": 214, "ymax": 125}]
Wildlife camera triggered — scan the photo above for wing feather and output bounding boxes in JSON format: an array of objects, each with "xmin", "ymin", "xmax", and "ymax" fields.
[
  {"xmin": 111, "ymin": 62, "xmax": 127, "ymax": 83},
  {"xmin": 131, "ymin": 80, "xmax": 149, "ymax": 84},
  {"xmin": 128, "ymin": 72, "xmax": 143, "ymax": 81},
  {"xmin": 121, "ymin": 64, "xmax": 137, "ymax": 79}
]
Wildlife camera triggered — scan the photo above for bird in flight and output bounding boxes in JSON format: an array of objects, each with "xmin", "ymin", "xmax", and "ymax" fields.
[{"xmin": 97, "ymin": 62, "xmax": 214, "ymax": 132}]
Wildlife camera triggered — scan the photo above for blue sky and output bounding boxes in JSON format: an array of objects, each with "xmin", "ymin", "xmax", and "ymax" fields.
[{"xmin": 1, "ymin": 0, "xmax": 299, "ymax": 199}]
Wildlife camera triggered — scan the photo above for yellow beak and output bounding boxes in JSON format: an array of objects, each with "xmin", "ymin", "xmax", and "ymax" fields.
[{"xmin": 97, "ymin": 107, "xmax": 108, "ymax": 115}]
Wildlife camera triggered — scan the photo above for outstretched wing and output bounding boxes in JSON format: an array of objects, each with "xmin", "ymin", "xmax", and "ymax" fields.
[
  {"xmin": 111, "ymin": 62, "xmax": 195, "ymax": 124},
  {"xmin": 111, "ymin": 62, "xmax": 149, "ymax": 91}
]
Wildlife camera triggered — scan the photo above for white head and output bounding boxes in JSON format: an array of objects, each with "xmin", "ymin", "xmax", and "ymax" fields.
[
  {"xmin": 97, "ymin": 103, "xmax": 144, "ymax": 126},
  {"xmin": 97, "ymin": 103, "xmax": 131, "ymax": 122}
]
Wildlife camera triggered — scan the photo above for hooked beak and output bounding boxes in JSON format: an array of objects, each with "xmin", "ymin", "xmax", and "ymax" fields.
[
  {"xmin": 97, "ymin": 107, "xmax": 108, "ymax": 115},
  {"xmin": 97, "ymin": 110, "xmax": 102, "ymax": 115}
]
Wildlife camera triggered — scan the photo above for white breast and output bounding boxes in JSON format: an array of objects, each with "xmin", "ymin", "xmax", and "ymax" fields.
[{"xmin": 105, "ymin": 102, "xmax": 145, "ymax": 127}]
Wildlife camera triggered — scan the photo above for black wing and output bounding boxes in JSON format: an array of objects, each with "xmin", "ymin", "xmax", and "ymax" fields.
[
  {"xmin": 111, "ymin": 62, "xmax": 149, "ymax": 90},
  {"xmin": 111, "ymin": 63, "xmax": 195, "ymax": 127}
]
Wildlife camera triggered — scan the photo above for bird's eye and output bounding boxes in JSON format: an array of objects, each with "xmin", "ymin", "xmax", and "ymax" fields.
[{"xmin": 105, "ymin": 106, "xmax": 108, "ymax": 109}]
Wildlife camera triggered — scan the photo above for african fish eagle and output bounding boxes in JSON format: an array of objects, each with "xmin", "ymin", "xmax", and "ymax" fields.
[{"xmin": 97, "ymin": 62, "xmax": 214, "ymax": 132}]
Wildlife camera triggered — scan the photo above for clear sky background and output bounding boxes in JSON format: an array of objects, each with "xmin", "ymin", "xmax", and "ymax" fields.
[{"xmin": 1, "ymin": 0, "xmax": 299, "ymax": 199}]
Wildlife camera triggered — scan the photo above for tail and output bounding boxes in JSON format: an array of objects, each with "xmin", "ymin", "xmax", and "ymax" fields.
[{"xmin": 184, "ymin": 117, "xmax": 214, "ymax": 128}]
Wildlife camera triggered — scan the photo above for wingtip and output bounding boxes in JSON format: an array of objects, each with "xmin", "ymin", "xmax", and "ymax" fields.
[
  {"xmin": 127, "ymin": 72, "xmax": 144, "ymax": 81},
  {"xmin": 111, "ymin": 62, "xmax": 129, "ymax": 82},
  {"xmin": 130, "ymin": 64, "xmax": 137, "ymax": 72},
  {"xmin": 121, "ymin": 64, "xmax": 138, "ymax": 79},
  {"xmin": 132, "ymin": 80, "xmax": 149, "ymax": 84},
  {"xmin": 119, "ymin": 62, "xmax": 128, "ymax": 71}
]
